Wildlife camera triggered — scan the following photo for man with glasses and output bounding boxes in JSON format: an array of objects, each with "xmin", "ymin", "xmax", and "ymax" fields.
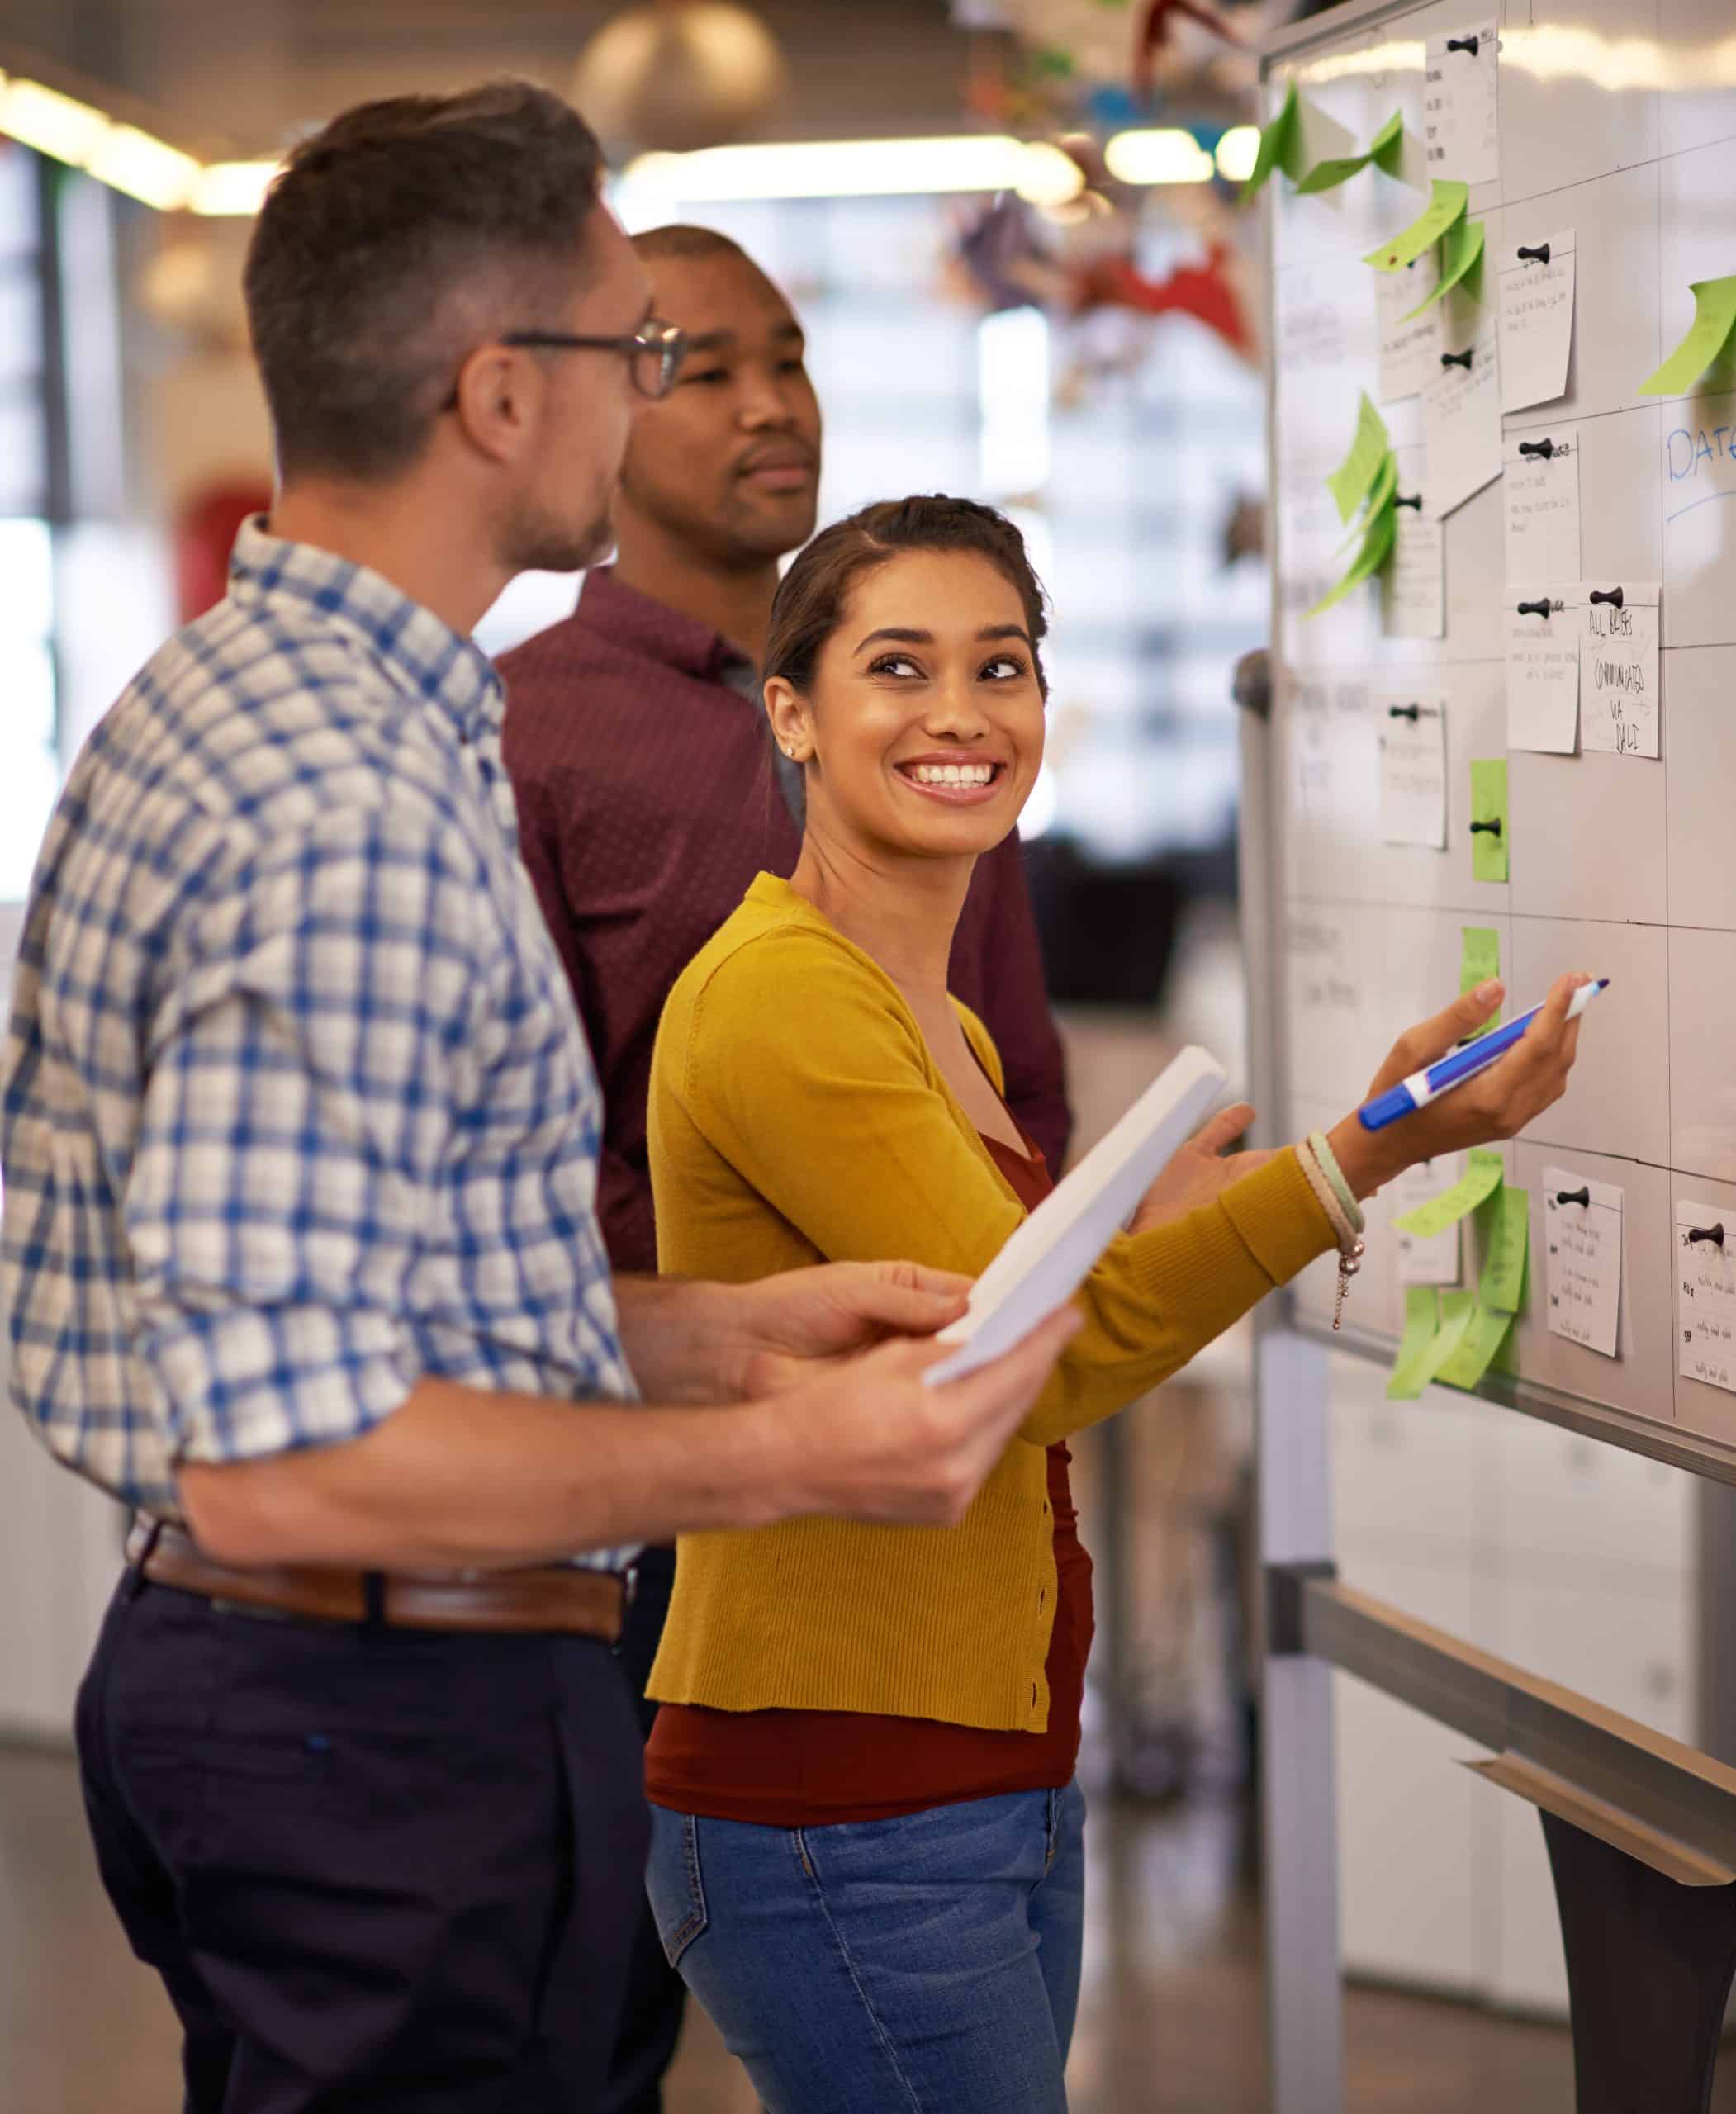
[
  {"xmin": 1, "ymin": 86, "xmax": 1079, "ymax": 2111},
  {"xmin": 500, "ymin": 222, "xmax": 1071, "ymax": 2113}
]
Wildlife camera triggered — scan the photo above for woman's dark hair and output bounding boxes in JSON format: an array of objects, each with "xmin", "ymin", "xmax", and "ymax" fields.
[
  {"xmin": 764, "ymin": 495, "xmax": 1051, "ymax": 700},
  {"xmin": 244, "ymin": 81, "xmax": 605, "ymax": 485}
]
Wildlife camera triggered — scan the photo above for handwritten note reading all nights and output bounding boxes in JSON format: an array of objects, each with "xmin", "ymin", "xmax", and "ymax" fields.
[
  {"xmin": 1378, "ymin": 254, "xmax": 1442, "ymax": 402},
  {"xmin": 1424, "ymin": 22, "xmax": 1500, "ymax": 187},
  {"xmin": 1579, "ymin": 583, "xmax": 1661, "ymax": 760},
  {"xmin": 1376, "ymin": 689, "xmax": 1448, "ymax": 846},
  {"xmin": 1498, "ymin": 230, "xmax": 1576, "ymax": 413},
  {"xmin": 1503, "ymin": 434, "xmax": 1582, "ymax": 581},
  {"xmin": 1393, "ymin": 1154, "xmax": 1464, "ymax": 1286},
  {"xmin": 1506, "ymin": 585, "xmax": 1581, "ymax": 754},
  {"xmin": 1677, "ymin": 1202, "xmax": 1736, "ymax": 1395},
  {"xmin": 1423, "ymin": 294, "xmax": 1502, "ymax": 520},
  {"xmin": 1544, "ymin": 1168, "xmax": 1623, "ymax": 1358}
]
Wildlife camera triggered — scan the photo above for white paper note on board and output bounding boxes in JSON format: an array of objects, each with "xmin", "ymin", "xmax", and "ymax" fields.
[
  {"xmin": 1544, "ymin": 1168, "xmax": 1623, "ymax": 1358},
  {"xmin": 1381, "ymin": 449, "xmax": 1444, "ymax": 638},
  {"xmin": 1498, "ymin": 230, "xmax": 1575, "ymax": 413},
  {"xmin": 1378, "ymin": 251, "xmax": 1442, "ymax": 403},
  {"xmin": 1424, "ymin": 22, "xmax": 1500, "ymax": 187},
  {"xmin": 1580, "ymin": 583, "xmax": 1661, "ymax": 760},
  {"xmin": 1677, "ymin": 1201, "xmax": 1736, "ymax": 1395},
  {"xmin": 1394, "ymin": 1155, "xmax": 1465, "ymax": 1285},
  {"xmin": 1424, "ymin": 293, "xmax": 1501, "ymax": 520},
  {"xmin": 1506, "ymin": 585, "xmax": 1582, "ymax": 752},
  {"xmin": 1503, "ymin": 433, "xmax": 1582, "ymax": 581},
  {"xmin": 1375, "ymin": 689, "xmax": 1448, "ymax": 845}
]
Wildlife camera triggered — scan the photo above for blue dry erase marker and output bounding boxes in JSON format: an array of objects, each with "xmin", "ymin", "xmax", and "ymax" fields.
[{"xmin": 1357, "ymin": 979, "xmax": 1609, "ymax": 1131}]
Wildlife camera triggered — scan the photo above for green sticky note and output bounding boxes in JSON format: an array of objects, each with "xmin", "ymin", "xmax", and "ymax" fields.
[
  {"xmin": 1399, "ymin": 216, "xmax": 1484, "ymax": 321},
  {"xmin": 1392, "ymin": 1148, "xmax": 1504, "ymax": 1239},
  {"xmin": 1639, "ymin": 274, "xmax": 1736, "ymax": 397},
  {"xmin": 1459, "ymin": 927, "xmax": 1501, "ymax": 1040},
  {"xmin": 1435, "ymin": 1299, "xmax": 1514, "ymax": 1391},
  {"xmin": 1387, "ymin": 1287, "xmax": 1441, "ymax": 1400},
  {"xmin": 1362, "ymin": 448, "xmax": 1399, "ymax": 519},
  {"xmin": 1294, "ymin": 109, "xmax": 1405, "ymax": 194},
  {"xmin": 1469, "ymin": 757, "xmax": 1509, "ymax": 882},
  {"xmin": 1477, "ymin": 1183, "xmax": 1530, "ymax": 1315},
  {"xmin": 1334, "ymin": 450, "xmax": 1398, "ymax": 554},
  {"xmin": 1239, "ymin": 81, "xmax": 1303, "ymax": 206},
  {"xmin": 1304, "ymin": 497, "xmax": 1397, "ymax": 619},
  {"xmin": 1364, "ymin": 179, "xmax": 1469, "ymax": 273},
  {"xmin": 1326, "ymin": 393, "xmax": 1392, "ymax": 524}
]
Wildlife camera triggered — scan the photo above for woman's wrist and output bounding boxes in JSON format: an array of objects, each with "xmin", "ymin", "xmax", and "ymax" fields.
[{"xmin": 1321, "ymin": 1113, "xmax": 1404, "ymax": 1203}]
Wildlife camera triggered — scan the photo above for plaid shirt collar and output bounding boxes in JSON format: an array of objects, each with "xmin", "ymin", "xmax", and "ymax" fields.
[{"xmin": 230, "ymin": 515, "xmax": 505, "ymax": 744}]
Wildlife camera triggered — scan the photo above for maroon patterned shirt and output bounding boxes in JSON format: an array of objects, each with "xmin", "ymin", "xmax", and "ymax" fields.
[{"xmin": 499, "ymin": 567, "xmax": 1072, "ymax": 1275}]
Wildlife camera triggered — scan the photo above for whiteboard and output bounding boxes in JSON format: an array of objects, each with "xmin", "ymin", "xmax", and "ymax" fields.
[{"xmin": 1255, "ymin": 0, "xmax": 1736, "ymax": 1479}]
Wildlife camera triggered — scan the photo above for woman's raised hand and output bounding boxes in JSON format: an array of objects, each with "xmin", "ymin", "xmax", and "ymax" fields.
[
  {"xmin": 1325, "ymin": 972, "xmax": 1590, "ymax": 1201},
  {"xmin": 1128, "ymin": 1102, "xmax": 1275, "ymax": 1234}
]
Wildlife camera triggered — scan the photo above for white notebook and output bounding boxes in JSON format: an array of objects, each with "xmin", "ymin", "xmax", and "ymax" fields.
[{"xmin": 925, "ymin": 1045, "xmax": 1228, "ymax": 1385}]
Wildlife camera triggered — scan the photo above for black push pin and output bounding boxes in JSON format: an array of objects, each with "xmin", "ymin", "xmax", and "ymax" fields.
[
  {"xmin": 1515, "ymin": 598, "xmax": 1553, "ymax": 618},
  {"xmin": 1555, "ymin": 1187, "xmax": 1591, "ymax": 1208},
  {"xmin": 1441, "ymin": 348, "xmax": 1474, "ymax": 371},
  {"xmin": 1469, "ymin": 818, "xmax": 1503, "ymax": 837},
  {"xmin": 1445, "ymin": 33, "xmax": 1480, "ymax": 53},
  {"xmin": 1515, "ymin": 242, "xmax": 1552, "ymax": 265},
  {"xmin": 1394, "ymin": 493, "xmax": 1424, "ymax": 510},
  {"xmin": 1388, "ymin": 703, "xmax": 1421, "ymax": 720},
  {"xmin": 1517, "ymin": 438, "xmax": 1556, "ymax": 459},
  {"xmin": 1589, "ymin": 585, "xmax": 1625, "ymax": 609},
  {"xmin": 1687, "ymin": 1223, "xmax": 1726, "ymax": 1247}
]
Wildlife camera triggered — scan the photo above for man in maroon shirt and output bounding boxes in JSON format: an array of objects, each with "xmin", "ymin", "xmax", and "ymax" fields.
[{"xmin": 499, "ymin": 225, "xmax": 1070, "ymax": 2112}]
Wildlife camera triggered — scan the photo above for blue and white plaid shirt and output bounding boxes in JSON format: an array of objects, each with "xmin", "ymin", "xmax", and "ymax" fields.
[{"xmin": 2, "ymin": 521, "xmax": 638, "ymax": 1568}]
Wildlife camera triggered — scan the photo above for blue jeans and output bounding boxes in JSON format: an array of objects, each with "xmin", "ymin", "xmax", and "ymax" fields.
[{"xmin": 645, "ymin": 1780, "xmax": 1087, "ymax": 2113}]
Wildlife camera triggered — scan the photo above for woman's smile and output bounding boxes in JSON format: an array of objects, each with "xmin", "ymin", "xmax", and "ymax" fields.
[{"xmin": 892, "ymin": 754, "xmax": 1009, "ymax": 805}]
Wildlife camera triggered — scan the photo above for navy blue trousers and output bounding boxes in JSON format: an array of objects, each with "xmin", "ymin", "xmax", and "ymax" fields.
[{"xmin": 76, "ymin": 1570, "xmax": 648, "ymax": 2112}]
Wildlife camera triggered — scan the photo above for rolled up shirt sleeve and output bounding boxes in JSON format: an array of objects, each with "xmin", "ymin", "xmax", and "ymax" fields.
[{"xmin": 125, "ymin": 799, "xmax": 488, "ymax": 1467}]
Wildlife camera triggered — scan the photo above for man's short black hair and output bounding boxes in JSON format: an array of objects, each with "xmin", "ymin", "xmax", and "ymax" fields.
[{"xmin": 244, "ymin": 81, "xmax": 605, "ymax": 485}]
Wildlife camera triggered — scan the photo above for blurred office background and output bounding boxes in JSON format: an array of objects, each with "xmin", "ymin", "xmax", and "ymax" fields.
[{"xmin": 0, "ymin": 4, "xmax": 1724, "ymax": 2108}]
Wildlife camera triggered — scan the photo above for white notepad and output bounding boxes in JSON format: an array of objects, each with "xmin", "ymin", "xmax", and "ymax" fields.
[{"xmin": 924, "ymin": 1046, "xmax": 1228, "ymax": 1385}]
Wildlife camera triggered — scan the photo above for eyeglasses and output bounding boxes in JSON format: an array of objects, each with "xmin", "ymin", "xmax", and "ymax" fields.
[{"xmin": 467, "ymin": 316, "xmax": 689, "ymax": 404}]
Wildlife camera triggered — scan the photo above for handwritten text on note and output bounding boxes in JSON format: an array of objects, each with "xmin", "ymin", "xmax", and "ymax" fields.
[
  {"xmin": 1423, "ymin": 292, "xmax": 1503, "ymax": 520},
  {"xmin": 1375, "ymin": 689, "xmax": 1448, "ymax": 846},
  {"xmin": 1498, "ymin": 230, "xmax": 1575, "ymax": 414},
  {"xmin": 1503, "ymin": 434, "xmax": 1582, "ymax": 581},
  {"xmin": 1394, "ymin": 1155, "xmax": 1466, "ymax": 1286},
  {"xmin": 1544, "ymin": 1168, "xmax": 1623, "ymax": 1358},
  {"xmin": 1677, "ymin": 1201, "xmax": 1736, "ymax": 1396},
  {"xmin": 1424, "ymin": 22, "xmax": 1500, "ymax": 187},
  {"xmin": 1506, "ymin": 585, "xmax": 1581, "ymax": 754},
  {"xmin": 1579, "ymin": 583, "xmax": 1661, "ymax": 760}
]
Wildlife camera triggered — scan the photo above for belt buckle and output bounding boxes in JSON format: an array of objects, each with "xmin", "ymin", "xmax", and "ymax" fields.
[{"xmin": 621, "ymin": 1562, "xmax": 638, "ymax": 1612}]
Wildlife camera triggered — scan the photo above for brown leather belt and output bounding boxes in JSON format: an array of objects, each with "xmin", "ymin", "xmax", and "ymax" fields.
[{"xmin": 127, "ymin": 1522, "xmax": 627, "ymax": 1642}]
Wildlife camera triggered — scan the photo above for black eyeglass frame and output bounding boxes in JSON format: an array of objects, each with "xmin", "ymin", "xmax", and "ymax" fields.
[{"xmin": 442, "ymin": 316, "xmax": 689, "ymax": 410}]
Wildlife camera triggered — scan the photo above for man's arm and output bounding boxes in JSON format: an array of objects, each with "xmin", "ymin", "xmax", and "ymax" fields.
[
  {"xmin": 960, "ymin": 837, "xmax": 1072, "ymax": 1175},
  {"xmin": 611, "ymin": 1262, "xmax": 974, "ymax": 1405},
  {"xmin": 175, "ymin": 1306, "xmax": 1082, "ymax": 1570}
]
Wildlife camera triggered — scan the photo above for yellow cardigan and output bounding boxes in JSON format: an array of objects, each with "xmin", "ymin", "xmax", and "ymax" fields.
[{"xmin": 646, "ymin": 873, "xmax": 1335, "ymax": 1732}]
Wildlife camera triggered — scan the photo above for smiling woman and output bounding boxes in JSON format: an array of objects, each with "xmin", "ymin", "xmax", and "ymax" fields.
[{"xmin": 637, "ymin": 492, "xmax": 1586, "ymax": 2114}]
